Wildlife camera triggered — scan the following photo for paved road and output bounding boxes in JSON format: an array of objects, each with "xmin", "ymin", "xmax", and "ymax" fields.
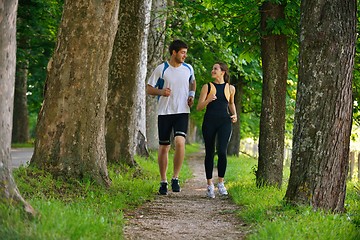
[{"xmin": 10, "ymin": 148, "xmax": 33, "ymax": 169}]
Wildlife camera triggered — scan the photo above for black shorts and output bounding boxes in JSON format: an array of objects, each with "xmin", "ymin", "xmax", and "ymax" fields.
[{"xmin": 158, "ymin": 113, "xmax": 189, "ymax": 145}]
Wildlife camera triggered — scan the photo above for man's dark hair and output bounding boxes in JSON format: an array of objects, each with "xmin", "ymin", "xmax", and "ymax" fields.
[{"xmin": 169, "ymin": 40, "xmax": 188, "ymax": 55}]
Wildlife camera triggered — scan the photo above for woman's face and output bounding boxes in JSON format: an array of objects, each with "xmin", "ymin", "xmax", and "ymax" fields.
[{"xmin": 211, "ymin": 64, "xmax": 223, "ymax": 79}]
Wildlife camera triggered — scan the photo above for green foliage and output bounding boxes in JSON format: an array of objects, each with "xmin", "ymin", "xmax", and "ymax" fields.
[
  {"xmin": 17, "ymin": 0, "xmax": 63, "ymax": 128},
  {"xmin": 346, "ymin": 183, "xmax": 360, "ymax": 227},
  {"xmin": 165, "ymin": 0, "xmax": 300, "ymax": 139},
  {"xmin": 226, "ymin": 154, "xmax": 360, "ymax": 239}
]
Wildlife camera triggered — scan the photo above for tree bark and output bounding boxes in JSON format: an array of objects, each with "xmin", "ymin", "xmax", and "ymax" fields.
[
  {"xmin": 256, "ymin": 1, "xmax": 288, "ymax": 188},
  {"xmin": 12, "ymin": 60, "xmax": 29, "ymax": 143},
  {"xmin": 106, "ymin": 0, "xmax": 151, "ymax": 165},
  {"xmin": 284, "ymin": 0, "xmax": 356, "ymax": 212},
  {"xmin": 0, "ymin": 0, "xmax": 35, "ymax": 217},
  {"xmin": 146, "ymin": 0, "xmax": 167, "ymax": 150},
  {"xmin": 187, "ymin": 118, "xmax": 197, "ymax": 144},
  {"xmin": 135, "ymin": 1, "xmax": 151, "ymax": 158},
  {"xmin": 31, "ymin": 0, "xmax": 119, "ymax": 186},
  {"xmin": 227, "ymin": 74, "xmax": 244, "ymax": 156}
]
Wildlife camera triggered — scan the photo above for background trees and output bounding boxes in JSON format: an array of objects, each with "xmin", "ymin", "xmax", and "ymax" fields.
[
  {"xmin": 256, "ymin": 1, "xmax": 288, "ymax": 188},
  {"xmin": 106, "ymin": 0, "xmax": 151, "ymax": 165},
  {"xmin": 146, "ymin": 0, "xmax": 167, "ymax": 151},
  {"xmin": 13, "ymin": 0, "xmax": 63, "ymax": 143}
]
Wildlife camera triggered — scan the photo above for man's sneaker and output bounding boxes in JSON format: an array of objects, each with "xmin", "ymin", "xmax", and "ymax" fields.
[
  {"xmin": 159, "ymin": 182, "xmax": 168, "ymax": 195},
  {"xmin": 207, "ymin": 184, "xmax": 215, "ymax": 198},
  {"xmin": 218, "ymin": 182, "xmax": 228, "ymax": 196},
  {"xmin": 171, "ymin": 178, "xmax": 181, "ymax": 192}
]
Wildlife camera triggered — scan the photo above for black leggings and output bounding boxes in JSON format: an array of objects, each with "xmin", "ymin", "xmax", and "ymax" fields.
[{"xmin": 202, "ymin": 116, "xmax": 232, "ymax": 179}]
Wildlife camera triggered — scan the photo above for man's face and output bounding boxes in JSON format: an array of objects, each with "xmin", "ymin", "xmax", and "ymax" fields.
[{"xmin": 173, "ymin": 48, "xmax": 187, "ymax": 63}]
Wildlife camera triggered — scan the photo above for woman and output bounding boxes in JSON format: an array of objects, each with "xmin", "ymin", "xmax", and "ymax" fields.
[{"xmin": 196, "ymin": 62, "xmax": 237, "ymax": 198}]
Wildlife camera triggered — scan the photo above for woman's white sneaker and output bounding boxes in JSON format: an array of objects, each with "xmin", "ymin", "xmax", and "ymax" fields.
[
  {"xmin": 217, "ymin": 182, "xmax": 228, "ymax": 196},
  {"xmin": 207, "ymin": 184, "xmax": 215, "ymax": 198}
]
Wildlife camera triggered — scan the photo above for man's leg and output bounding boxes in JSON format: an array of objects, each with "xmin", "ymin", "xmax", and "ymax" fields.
[
  {"xmin": 158, "ymin": 144, "xmax": 170, "ymax": 182},
  {"xmin": 173, "ymin": 136, "xmax": 185, "ymax": 179},
  {"xmin": 171, "ymin": 113, "xmax": 188, "ymax": 192}
]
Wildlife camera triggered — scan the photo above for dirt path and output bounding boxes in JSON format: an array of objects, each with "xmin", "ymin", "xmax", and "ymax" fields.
[{"xmin": 123, "ymin": 150, "xmax": 248, "ymax": 239}]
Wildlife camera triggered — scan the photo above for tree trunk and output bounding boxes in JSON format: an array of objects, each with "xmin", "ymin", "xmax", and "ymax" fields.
[
  {"xmin": 256, "ymin": 2, "xmax": 288, "ymax": 188},
  {"xmin": 146, "ymin": 0, "xmax": 167, "ymax": 150},
  {"xmin": 12, "ymin": 60, "xmax": 29, "ymax": 143},
  {"xmin": 284, "ymin": 0, "xmax": 356, "ymax": 212},
  {"xmin": 106, "ymin": 0, "xmax": 151, "ymax": 165},
  {"xmin": 31, "ymin": 0, "xmax": 119, "ymax": 186},
  {"xmin": 135, "ymin": 1, "xmax": 151, "ymax": 158},
  {"xmin": 0, "ymin": 0, "xmax": 35, "ymax": 217},
  {"xmin": 227, "ymin": 74, "xmax": 244, "ymax": 156},
  {"xmin": 187, "ymin": 118, "xmax": 197, "ymax": 144}
]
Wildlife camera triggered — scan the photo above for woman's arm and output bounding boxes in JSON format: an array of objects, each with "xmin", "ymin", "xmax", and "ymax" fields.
[
  {"xmin": 196, "ymin": 84, "xmax": 216, "ymax": 111},
  {"xmin": 228, "ymin": 85, "xmax": 237, "ymax": 123}
]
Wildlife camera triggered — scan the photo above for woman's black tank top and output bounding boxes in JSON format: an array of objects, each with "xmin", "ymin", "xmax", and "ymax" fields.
[{"xmin": 205, "ymin": 82, "xmax": 229, "ymax": 118}]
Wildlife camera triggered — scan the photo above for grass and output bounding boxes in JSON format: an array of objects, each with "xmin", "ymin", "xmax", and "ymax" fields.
[
  {"xmin": 11, "ymin": 142, "xmax": 34, "ymax": 148},
  {"xmin": 1, "ymin": 143, "xmax": 359, "ymax": 239},
  {"xmin": 225, "ymin": 154, "xmax": 360, "ymax": 240},
  {"xmin": 0, "ymin": 144, "xmax": 198, "ymax": 240}
]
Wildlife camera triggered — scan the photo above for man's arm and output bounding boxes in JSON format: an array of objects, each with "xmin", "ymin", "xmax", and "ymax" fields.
[
  {"xmin": 189, "ymin": 80, "xmax": 196, "ymax": 92},
  {"xmin": 146, "ymin": 84, "xmax": 171, "ymax": 97},
  {"xmin": 188, "ymin": 80, "xmax": 196, "ymax": 107}
]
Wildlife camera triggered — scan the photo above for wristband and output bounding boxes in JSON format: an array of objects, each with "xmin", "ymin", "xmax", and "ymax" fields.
[{"xmin": 189, "ymin": 91, "xmax": 195, "ymax": 98}]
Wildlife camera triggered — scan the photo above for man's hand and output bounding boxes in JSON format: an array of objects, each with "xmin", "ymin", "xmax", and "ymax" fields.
[
  {"xmin": 188, "ymin": 96, "xmax": 194, "ymax": 107},
  {"xmin": 162, "ymin": 88, "xmax": 171, "ymax": 97}
]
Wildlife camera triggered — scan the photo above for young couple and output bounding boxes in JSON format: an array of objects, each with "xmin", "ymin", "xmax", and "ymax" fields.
[{"xmin": 146, "ymin": 40, "xmax": 237, "ymax": 198}]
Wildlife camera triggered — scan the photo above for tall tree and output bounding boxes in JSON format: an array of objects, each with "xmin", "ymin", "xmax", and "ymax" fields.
[
  {"xmin": 146, "ymin": 0, "xmax": 167, "ymax": 150},
  {"xmin": 31, "ymin": 0, "xmax": 119, "ymax": 186},
  {"xmin": 0, "ymin": 0, "xmax": 35, "ymax": 216},
  {"xmin": 256, "ymin": 1, "xmax": 288, "ymax": 188},
  {"xmin": 284, "ymin": 0, "xmax": 356, "ymax": 212},
  {"xmin": 106, "ymin": 0, "xmax": 151, "ymax": 165}
]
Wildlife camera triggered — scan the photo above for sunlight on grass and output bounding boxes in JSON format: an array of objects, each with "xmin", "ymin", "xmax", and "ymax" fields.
[
  {"xmin": 0, "ymin": 144, "xmax": 199, "ymax": 240},
  {"xmin": 226, "ymin": 154, "xmax": 360, "ymax": 240}
]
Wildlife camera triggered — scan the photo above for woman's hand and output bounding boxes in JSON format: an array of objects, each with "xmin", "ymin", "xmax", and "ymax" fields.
[
  {"xmin": 230, "ymin": 114, "xmax": 237, "ymax": 123},
  {"xmin": 207, "ymin": 94, "xmax": 217, "ymax": 102}
]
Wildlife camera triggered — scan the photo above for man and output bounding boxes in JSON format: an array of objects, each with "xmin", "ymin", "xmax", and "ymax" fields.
[{"xmin": 146, "ymin": 40, "xmax": 196, "ymax": 195}]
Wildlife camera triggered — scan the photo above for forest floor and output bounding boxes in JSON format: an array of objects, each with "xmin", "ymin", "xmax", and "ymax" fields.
[{"xmin": 123, "ymin": 150, "xmax": 250, "ymax": 239}]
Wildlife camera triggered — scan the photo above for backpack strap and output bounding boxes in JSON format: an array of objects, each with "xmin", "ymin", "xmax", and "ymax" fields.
[
  {"xmin": 206, "ymin": 82, "xmax": 216, "ymax": 100},
  {"xmin": 162, "ymin": 61, "xmax": 169, "ymax": 79},
  {"xmin": 154, "ymin": 62, "xmax": 170, "ymax": 100}
]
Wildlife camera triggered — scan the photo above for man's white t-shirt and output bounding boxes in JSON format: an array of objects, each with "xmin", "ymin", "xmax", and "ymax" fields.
[{"xmin": 147, "ymin": 61, "xmax": 195, "ymax": 115}]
